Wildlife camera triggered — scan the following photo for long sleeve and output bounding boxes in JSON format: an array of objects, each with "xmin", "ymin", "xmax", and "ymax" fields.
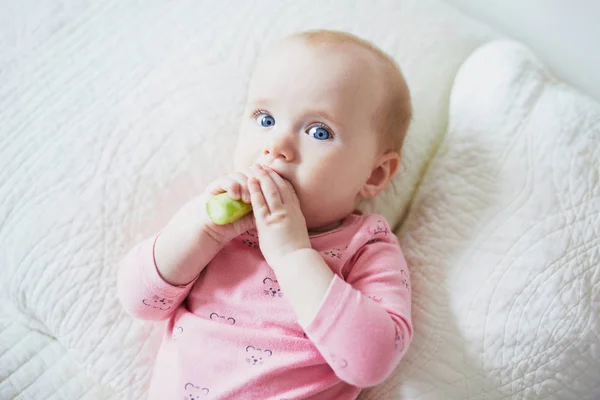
[
  {"xmin": 303, "ymin": 238, "xmax": 412, "ymax": 388},
  {"xmin": 117, "ymin": 234, "xmax": 197, "ymax": 321}
]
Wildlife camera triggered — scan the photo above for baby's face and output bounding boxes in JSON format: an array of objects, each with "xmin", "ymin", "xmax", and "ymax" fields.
[{"xmin": 234, "ymin": 38, "xmax": 386, "ymax": 230}]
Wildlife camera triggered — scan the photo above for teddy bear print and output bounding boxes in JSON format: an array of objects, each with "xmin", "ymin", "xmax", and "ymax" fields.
[
  {"xmin": 241, "ymin": 231, "xmax": 259, "ymax": 249},
  {"xmin": 263, "ymin": 277, "xmax": 283, "ymax": 298},
  {"xmin": 173, "ymin": 325, "xmax": 184, "ymax": 340},
  {"xmin": 368, "ymin": 220, "xmax": 388, "ymax": 237},
  {"xmin": 245, "ymin": 345, "xmax": 273, "ymax": 366},
  {"xmin": 209, "ymin": 312, "xmax": 236, "ymax": 325},
  {"xmin": 142, "ymin": 295, "xmax": 174, "ymax": 311},
  {"xmin": 322, "ymin": 247, "xmax": 344, "ymax": 259},
  {"xmin": 329, "ymin": 353, "xmax": 348, "ymax": 369},
  {"xmin": 400, "ymin": 270, "xmax": 410, "ymax": 290},
  {"xmin": 183, "ymin": 382, "xmax": 209, "ymax": 399}
]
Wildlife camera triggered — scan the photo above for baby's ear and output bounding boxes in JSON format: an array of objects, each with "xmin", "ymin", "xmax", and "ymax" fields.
[{"xmin": 359, "ymin": 151, "xmax": 400, "ymax": 199}]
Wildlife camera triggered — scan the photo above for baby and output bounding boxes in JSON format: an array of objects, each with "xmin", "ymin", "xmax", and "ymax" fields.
[{"xmin": 117, "ymin": 30, "xmax": 413, "ymax": 399}]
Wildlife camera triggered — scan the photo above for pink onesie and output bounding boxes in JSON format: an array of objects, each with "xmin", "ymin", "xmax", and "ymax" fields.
[{"xmin": 117, "ymin": 213, "xmax": 412, "ymax": 399}]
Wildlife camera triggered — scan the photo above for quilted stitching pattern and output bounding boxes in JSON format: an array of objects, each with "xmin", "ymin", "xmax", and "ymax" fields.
[
  {"xmin": 368, "ymin": 41, "xmax": 599, "ymax": 400},
  {"xmin": 0, "ymin": 306, "xmax": 115, "ymax": 399}
]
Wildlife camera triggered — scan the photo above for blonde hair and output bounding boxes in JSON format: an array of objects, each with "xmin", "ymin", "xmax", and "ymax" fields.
[{"xmin": 292, "ymin": 30, "xmax": 412, "ymax": 154}]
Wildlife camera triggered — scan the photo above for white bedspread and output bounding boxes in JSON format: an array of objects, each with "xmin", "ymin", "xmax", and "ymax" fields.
[{"xmin": 1, "ymin": 1, "xmax": 598, "ymax": 399}]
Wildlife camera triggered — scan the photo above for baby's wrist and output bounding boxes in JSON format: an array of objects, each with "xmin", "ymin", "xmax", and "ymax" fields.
[
  {"xmin": 152, "ymin": 217, "xmax": 227, "ymax": 286},
  {"xmin": 199, "ymin": 221, "xmax": 231, "ymax": 248},
  {"xmin": 268, "ymin": 247, "xmax": 317, "ymax": 273}
]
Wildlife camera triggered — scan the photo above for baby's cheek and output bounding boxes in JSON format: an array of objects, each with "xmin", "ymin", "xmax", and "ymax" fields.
[
  {"xmin": 301, "ymin": 171, "xmax": 348, "ymax": 208},
  {"xmin": 233, "ymin": 129, "xmax": 262, "ymax": 167}
]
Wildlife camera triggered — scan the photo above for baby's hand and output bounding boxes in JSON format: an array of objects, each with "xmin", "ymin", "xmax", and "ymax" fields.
[
  {"xmin": 248, "ymin": 165, "xmax": 311, "ymax": 267},
  {"xmin": 199, "ymin": 169, "xmax": 257, "ymax": 244},
  {"xmin": 152, "ymin": 169, "xmax": 258, "ymax": 286}
]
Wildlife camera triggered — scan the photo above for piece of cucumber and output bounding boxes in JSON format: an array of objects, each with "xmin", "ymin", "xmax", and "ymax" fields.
[{"xmin": 206, "ymin": 192, "xmax": 253, "ymax": 225}]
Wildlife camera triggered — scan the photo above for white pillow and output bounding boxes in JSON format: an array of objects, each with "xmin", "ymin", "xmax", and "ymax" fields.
[{"xmin": 366, "ymin": 40, "xmax": 600, "ymax": 400}]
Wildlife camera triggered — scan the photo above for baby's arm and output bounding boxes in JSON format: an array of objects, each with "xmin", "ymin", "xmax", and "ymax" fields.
[
  {"xmin": 152, "ymin": 197, "xmax": 229, "ymax": 286},
  {"xmin": 117, "ymin": 171, "xmax": 257, "ymax": 319},
  {"xmin": 116, "ymin": 235, "xmax": 193, "ymax": 320},
  {"xmin": 116, "ymin": 199, "xmax": 226, "ymax": 320},
  {"xmin": 275, "ymin": 240, "xmax": 412, "ymax": 388}
]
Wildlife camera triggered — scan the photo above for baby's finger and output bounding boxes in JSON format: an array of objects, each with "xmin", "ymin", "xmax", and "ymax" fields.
[
  {"xmin": 231, "ymin": 210, "xmax": 256, "ymax": 235},
  {"xmin": 230, "ymin": 172, "xmax": 251, "ymax": 203},
  {"xmin": 256, "ymin": 166, "xmax": 282, "ymax": 209},
  {"xmin": 242, "ymin": 165, "xmax": 268, "ymax": 202},
  {"xmin": 263, "ymin": 167, "xmax": 296, "ymax": 204},
  {"xmin": 206, "ymin": 178, "xmax": 228, "ymax": 196},
  {"xmin": 226, "ymin": 179, "xmax": 243, "ymax": 200},
  {"xmin": 246, "ymin": 165, "xmax": 262, "ymax": 180},
  {"xmin": 248, "ymin": 177, "xmax": 269, "ymax": 218},
  {"xmin": 207, "ymin": 177, "xmax": 241, "ymax": 199}
]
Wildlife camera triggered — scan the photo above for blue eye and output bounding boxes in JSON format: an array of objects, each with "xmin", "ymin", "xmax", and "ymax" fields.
[
  {"xmin": 258, "ymin": 114, "xmax": 275, "ymax": 127},
  {"xmin": 307, "ymin": 125, "xmax": 331, "ymax": 140}
]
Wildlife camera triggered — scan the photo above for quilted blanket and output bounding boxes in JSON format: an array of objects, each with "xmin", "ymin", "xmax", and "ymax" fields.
[{"xmin": 1, "ymin": 0, "xmax": 598, "ymax": 399}]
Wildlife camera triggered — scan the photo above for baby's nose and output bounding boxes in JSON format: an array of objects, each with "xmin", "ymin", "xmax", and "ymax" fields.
[{"xmin": 263, "ymin": 134, "xmax": 295, "ymax": 162}]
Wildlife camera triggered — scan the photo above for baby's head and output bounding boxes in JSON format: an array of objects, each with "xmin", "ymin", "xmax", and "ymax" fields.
[{"xmin": 234, "ymin": 30, "xmax": 412, "ymax": 230}]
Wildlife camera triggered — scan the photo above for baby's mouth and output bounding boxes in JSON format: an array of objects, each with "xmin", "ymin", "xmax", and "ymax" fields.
[
  {"xmin": 254, "ymin": 163, "xmax": 299, "ymax": 194},
  {"xmin": 263, "ymin": 165, "xmax": 291, "ymax": 183}
]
